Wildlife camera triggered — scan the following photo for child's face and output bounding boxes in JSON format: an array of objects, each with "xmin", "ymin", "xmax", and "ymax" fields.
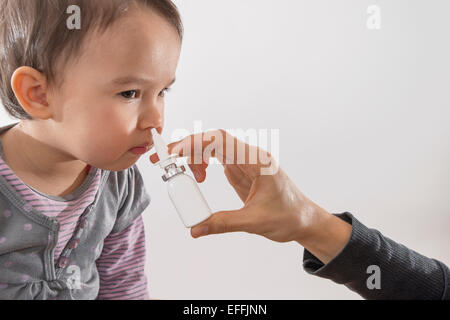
[{"xmin": 47, "ymin": 8, "xmax": 181, "ymax": 171}]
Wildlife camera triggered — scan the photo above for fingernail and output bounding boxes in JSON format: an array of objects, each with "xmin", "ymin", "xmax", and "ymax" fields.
[
  {"xmin": 192, "ymin": 225, "xmax": 209, "ymax": 238},
  {"xmin": 150, "ymin": 153, "xmax": 159, "ymax": 163}
]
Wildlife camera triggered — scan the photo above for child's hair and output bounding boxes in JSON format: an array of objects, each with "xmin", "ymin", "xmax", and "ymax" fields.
[{"xmin": 0, "ymin": 0, "xmax": 183, "ymax": 120}]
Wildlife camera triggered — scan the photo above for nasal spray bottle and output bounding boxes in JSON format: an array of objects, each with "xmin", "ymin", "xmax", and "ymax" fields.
[{"xmin": 151, "ymin": 129, "xmax": 212, "ymax": 228}]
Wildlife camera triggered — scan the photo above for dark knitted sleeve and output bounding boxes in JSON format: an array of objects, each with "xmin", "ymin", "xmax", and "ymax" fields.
[{"xmin": 302, "ymin": 212, "xmax": 449, "ymax": 300}]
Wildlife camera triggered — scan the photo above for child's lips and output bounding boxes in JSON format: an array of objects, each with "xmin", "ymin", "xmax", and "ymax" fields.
[
  {"xmin": 129, "ymin": 145, "xmax": 150, "ymax": 155},
  {"xmin": 136, "ymin": 140, "xmax": 152, "ymax": 148},
  {"xmin": 129, "ymin": 143, "xmax": 152, "ymax": 155}
]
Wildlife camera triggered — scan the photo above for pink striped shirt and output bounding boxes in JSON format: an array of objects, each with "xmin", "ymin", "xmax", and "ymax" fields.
[{"xmin": 0, "ymin": 157, "xmax": 149, "ymax": 300}]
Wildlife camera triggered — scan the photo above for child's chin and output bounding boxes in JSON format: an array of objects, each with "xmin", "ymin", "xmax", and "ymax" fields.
[{"xmin": 92, "ymin": 158, "xmax": 139, "ymax": 172}]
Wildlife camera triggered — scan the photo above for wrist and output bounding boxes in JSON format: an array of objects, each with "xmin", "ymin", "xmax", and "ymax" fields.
[
  {"xmin": 295, "ymin": 203, "xmax": 331, "ymax": 243},
  {"xmin": 296, "ymin": 206, "xmax": 352, "ymax": 265}
]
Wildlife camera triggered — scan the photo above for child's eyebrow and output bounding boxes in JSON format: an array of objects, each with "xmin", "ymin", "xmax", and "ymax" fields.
[{"xmin": 110, "ymin": 76, "xmax": 176, "ymax": 87}]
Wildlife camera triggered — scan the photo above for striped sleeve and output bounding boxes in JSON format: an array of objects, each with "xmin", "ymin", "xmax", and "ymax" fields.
[{"xmin": 95, "ymin": 215, "xmax": 149, "ymax": 300}]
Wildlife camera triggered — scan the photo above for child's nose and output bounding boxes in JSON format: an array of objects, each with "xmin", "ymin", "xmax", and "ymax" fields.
[
  {"xmin": 139, "ymin": 101, "xmax": 164, "ymax": 130},
  {"xmin": 140, "ymin": 96, "xmax": 164, "ymax": 131}
]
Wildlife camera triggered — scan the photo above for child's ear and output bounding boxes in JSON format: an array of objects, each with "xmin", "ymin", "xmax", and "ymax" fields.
[{"xmin": 10, "ymin": 66, "xmax": 52, "ymax": 120}]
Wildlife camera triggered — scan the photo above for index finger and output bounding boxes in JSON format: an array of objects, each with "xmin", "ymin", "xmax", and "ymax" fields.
[{"xmin": 163, "ymin": 129, "xmax": 276, "ymax": 178}]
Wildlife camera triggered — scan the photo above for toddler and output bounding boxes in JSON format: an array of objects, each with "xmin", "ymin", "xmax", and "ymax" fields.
[{"xmin": 0, "ymin": 0, "xmax": 182, "ymax": 299}]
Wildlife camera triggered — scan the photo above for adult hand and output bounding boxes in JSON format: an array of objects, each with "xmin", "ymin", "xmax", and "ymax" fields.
[{"xmin": 149, "ymin": 130, "xmax": 352, "ymax": 264}]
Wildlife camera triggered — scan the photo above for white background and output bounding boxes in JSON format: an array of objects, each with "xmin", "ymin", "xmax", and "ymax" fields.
[{"xmin": 1, "ymin": 0, "xmax": 449, "ymax": 299}]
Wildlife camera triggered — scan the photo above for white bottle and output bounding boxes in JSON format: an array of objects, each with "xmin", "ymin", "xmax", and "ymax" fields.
[{"xmin": 151, "ymin": 129, "xmax": 212, "ymax": 228}]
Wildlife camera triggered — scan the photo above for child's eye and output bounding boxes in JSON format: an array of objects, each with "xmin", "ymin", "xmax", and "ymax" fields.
[
  {"xmin": 119, "ymin": 90, "xmax": 140, "ymax": 99},
  {"xmin": 159, "ymin": 88, "xmax": 171, "ymax": 98}
]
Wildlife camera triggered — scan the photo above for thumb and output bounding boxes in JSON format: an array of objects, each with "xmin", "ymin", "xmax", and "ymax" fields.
[{"xmin": 190, "ymin": 208, "xmax": 251, "ymax": 238}]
